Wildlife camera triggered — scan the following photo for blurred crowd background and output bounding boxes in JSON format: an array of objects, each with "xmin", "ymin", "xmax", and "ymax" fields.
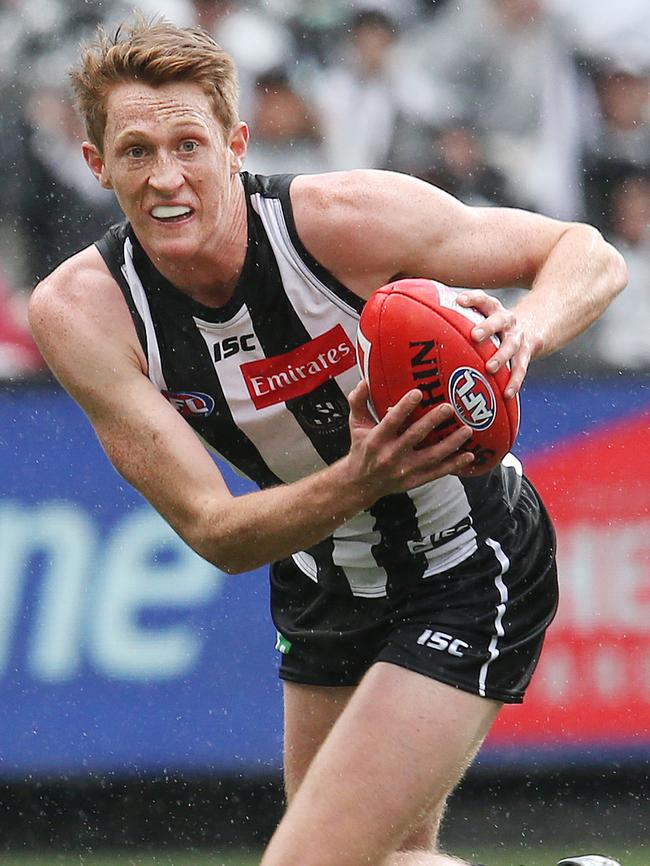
[
  {"xmin": 0, "ymin": 5, "xmax": 648, "ymax": 858},
  {"xmin": 1, "ymin": 0, "xmax": 649, "ymax": 380}
]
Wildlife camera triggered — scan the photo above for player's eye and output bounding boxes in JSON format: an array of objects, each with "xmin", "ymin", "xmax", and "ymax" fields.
[
  {"xmin": 126, "ymin": 145, "xmax": 146, "ymax": 159},
  {"xmin": 179, "ymin": 140, "xmax": 198, "ymax": 153}
]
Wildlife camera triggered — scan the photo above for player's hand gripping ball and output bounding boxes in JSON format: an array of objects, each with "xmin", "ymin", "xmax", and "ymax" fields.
[{"xmin": 356, "ymin": 279, "xmax": 520, "ymax": 475}]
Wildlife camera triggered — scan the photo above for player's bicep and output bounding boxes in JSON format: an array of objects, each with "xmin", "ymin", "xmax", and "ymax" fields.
[
  {"xmin": 402, "ymin": 193, "xmax": 573, "ymax": 290},
  {"xmin": 295, "ymin": 172, "xmax": 572, "ymax": 295}
]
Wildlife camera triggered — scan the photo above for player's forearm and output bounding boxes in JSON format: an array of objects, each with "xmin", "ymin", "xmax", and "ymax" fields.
[
  {"xmin": 187, "ymin": 456, "xmax": 374, "ymax": 574},
  {"xmin": 184, "ymin": 389, "xmax": 475, "ymax": 573},
  {"xmin": 514, "ymin": 224, "xmax": 628, "ymax": 358}
]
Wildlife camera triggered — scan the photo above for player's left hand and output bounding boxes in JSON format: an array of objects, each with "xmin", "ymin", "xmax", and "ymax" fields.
[{"xmin": 457, "ymin": 289, "xmax": 531, "ymax": 399}]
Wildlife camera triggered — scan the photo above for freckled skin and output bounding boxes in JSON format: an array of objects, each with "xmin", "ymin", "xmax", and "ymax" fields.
[{"xmin": 83, "ymin": 81, "xmax": 250, "ymax": 304}]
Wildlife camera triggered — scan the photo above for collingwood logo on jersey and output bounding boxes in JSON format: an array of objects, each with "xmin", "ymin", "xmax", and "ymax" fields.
[
  {"xmin": 296, "ymin": 395, "xmax": 349, "ymax": 434},
  {"xmin": 241, "ymin": 325, "xmax": 356, "ymax": 409}
]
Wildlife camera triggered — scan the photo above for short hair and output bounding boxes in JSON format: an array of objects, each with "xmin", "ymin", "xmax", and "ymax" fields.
[{"xmin": 69, "ymin": 16, "xmax": 240, "ymax": 152}]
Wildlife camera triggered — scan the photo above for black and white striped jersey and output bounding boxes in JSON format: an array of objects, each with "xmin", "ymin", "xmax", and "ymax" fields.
[{"xmin": 96, "ymin": 172, "xmax": 522, "ymax": 599}]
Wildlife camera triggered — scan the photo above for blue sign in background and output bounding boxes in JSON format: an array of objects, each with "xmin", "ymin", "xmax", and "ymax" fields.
[
  {"xmin": 1, "ymin": 375, "xmax": 649, "ymax": 778},
  {"xmin": 0, "ymin": 384, "xmax": 281, "ymax": 778}
]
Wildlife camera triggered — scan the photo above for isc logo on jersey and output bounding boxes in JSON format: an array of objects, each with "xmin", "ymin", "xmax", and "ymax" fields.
[
  {"xmin": 162, "ymin": 390, "xmax": 215, "ymax": 418},
  {"xmin": 448, "ymin": 367, "xmax": 496, "ymax": 430}
]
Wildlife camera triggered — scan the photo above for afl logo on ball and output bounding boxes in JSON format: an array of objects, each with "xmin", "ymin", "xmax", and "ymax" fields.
[{"xmin": 448, "ymin": 367, "xmax": 496, "ymax": 430}]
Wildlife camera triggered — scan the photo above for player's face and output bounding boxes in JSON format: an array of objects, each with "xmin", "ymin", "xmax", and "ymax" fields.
[{"xmin": 83, "ymin": 81, "xmax": 248, "ymax": 265}]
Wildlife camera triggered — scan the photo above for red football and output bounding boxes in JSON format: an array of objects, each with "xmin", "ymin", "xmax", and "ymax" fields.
[{"xmin": 356, "ymin": 278, "xmax": 520, "ymax": 475}]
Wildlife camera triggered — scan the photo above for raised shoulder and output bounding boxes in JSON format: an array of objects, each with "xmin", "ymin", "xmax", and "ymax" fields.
[
  {"xmin": 30, "ymin": 245, "xmax": 128, "ymax": 331},
  {"xmin": 291, "ymin": 170, "xmax": 470, "ymax": 296},
  {"xmin": 29, "ymin": 245, "xmax": 147, "ymax": 394},
  {"xmin": 291, "ymin": 169, "xmax": 450, "ymax": 241},
  {"xmin": 290, "ymin": 169, "xmax": 582, "ymax": 297},
  {"xmin": 292, "ymin": 168, "xmax": 439, "ymax": 213}
]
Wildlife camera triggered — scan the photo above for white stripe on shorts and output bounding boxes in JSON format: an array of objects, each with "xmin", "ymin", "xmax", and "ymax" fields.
[{"xmin": 478, "ymin": 538, "xmax": 511, "ymax": 698}]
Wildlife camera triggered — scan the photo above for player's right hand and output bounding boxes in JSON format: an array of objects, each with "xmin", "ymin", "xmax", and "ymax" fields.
[{"xmin": 345, "ymin": 380, "xmax": 474, "ymax": 498}]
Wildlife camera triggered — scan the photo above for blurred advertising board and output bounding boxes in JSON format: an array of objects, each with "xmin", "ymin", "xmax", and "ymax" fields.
[
  {"xmin": 0, "ymin": 384, "xmax": 282, "ymax": 778},
  {"xmin": 488, "ymin": 373, "xmax": 650, "ymax": 765},
  {"xmin": 1, "ymin": 376, "xmax": 649, "ymax": 777}
]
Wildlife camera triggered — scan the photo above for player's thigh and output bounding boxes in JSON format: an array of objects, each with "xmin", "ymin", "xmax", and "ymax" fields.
[
  {"xmin": 262, "ymin": 661, "xmax": 501, "ymax": 866},
  {"xmin": 283, "ymin": 680, "xmax": 355, "ymax": 801},
  {"xmin": 284, "ymin": 679, "xmax": 445, "ymax": 855}
]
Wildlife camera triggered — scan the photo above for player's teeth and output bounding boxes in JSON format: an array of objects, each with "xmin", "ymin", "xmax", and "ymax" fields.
[{"xmin": 152, "ymin": 205, "xmax": 191, "ymax": 219}]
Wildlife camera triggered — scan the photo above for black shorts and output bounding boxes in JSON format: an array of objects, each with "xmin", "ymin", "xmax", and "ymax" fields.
[{"xmin": 270, "ymin": 478, "xmax": 558, "ymax": 704}]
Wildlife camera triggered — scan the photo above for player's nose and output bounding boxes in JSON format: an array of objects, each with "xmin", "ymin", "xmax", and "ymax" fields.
[{"xmin": 147, "ymin": 154, "xmax": 185, "ymax": 192}]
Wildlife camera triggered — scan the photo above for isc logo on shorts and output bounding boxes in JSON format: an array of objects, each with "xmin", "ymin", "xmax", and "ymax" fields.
[
  {"xmin": 448, "ymin": 367, "xmax": 496, "ymax": 430},
  {"xmin": 417, "ymin": 629, "xmax": 469, "ymax": 657}
]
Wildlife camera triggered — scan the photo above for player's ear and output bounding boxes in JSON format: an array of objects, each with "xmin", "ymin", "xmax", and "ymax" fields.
[
  {"xmin": 228, "ymin": 121, "xmax": 249, "ymax": 173},
  {"xmin": 82, "ymin": 141, "xmax": 113, "ymax": 189}
]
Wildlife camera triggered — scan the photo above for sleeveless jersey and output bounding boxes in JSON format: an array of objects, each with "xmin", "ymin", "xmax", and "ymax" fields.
[{"xmin": 96, "ymin": 172, "xmax": 523, "ymax": 599}]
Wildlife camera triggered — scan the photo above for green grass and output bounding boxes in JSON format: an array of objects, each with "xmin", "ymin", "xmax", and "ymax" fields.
[
  {"xmin": 0, "ymin": 855, "xmax": 258, "ymax": 866},
  {"xmin": 0, "ymin": 848, "xmax": 645, "ymax": 866},
  {"xmin": 458, "ymin": 847, "xmax": 646, "ymax": 866}
]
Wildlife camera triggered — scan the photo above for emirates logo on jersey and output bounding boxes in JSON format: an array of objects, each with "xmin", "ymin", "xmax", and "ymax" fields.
[{"xmin": 241, "ymin": 325, "xmax": 356, "ymax": 409}]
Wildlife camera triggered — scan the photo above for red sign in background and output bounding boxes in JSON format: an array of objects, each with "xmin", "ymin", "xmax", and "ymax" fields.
[{"xmin": 489, "ymin": 414, "xmax": 650, "ymax": 750}]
